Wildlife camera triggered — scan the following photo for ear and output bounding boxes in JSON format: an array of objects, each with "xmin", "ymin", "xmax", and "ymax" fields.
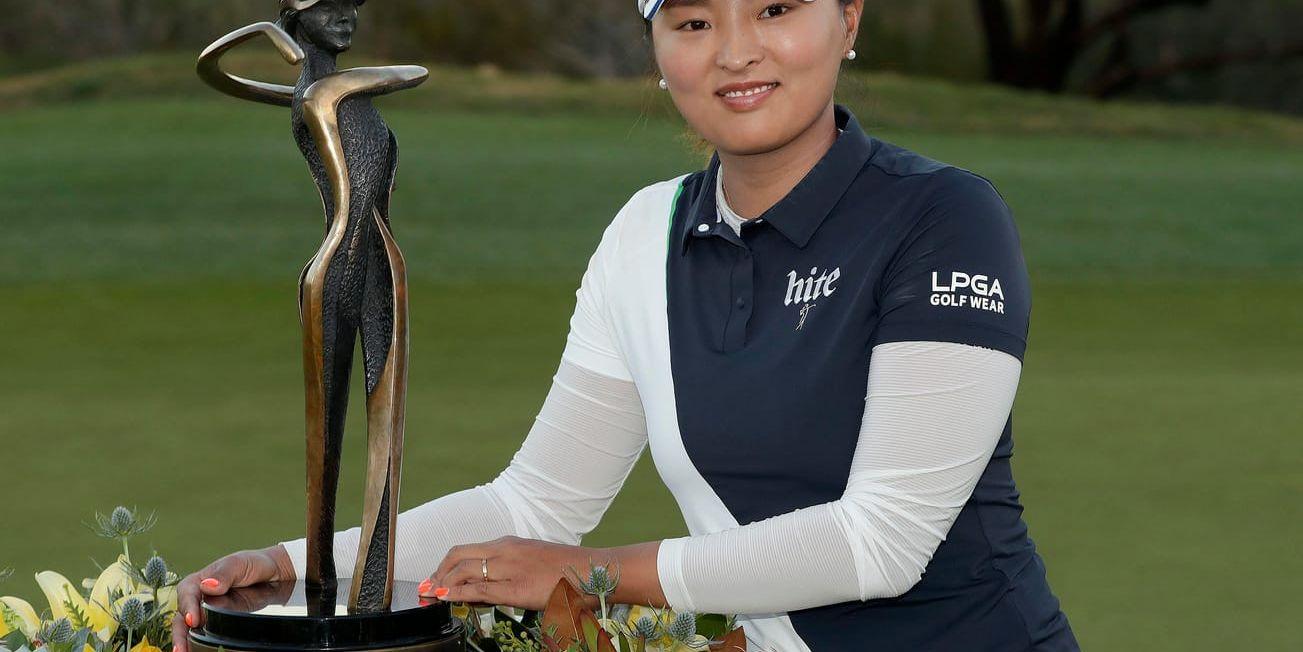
[{"xmin": 842, "ymin": 0, "xmax": 863, "ymax": 49}]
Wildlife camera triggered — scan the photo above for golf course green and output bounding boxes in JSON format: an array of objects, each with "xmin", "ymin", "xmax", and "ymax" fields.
[{"xmin": 1, "ymin": 61, "xmax": 1299, "ymax": 650}]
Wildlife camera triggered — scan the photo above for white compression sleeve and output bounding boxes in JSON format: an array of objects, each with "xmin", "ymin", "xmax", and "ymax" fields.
[
  {"xmin": 656, "ymin": 340, "xmax": 1023, "ymax": 614},
  {"xmin": 279, "ymin": 359, "xmax": 648, "ymax": 581}
]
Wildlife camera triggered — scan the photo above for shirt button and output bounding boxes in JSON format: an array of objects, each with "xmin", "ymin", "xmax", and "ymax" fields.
[
  {"xmin": 736, "ymin": 297, "xmax": 746, "ymax": 309},
  {"xmin": 696, "ymin": 224, "xmax": 710, "ymax": 233}
]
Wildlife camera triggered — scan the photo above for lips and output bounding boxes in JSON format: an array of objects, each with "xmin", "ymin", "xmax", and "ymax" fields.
[
  {"xmin": 721, "ymin": 83, "xmax": 777, "ymax": 98},
  {"xmin": 716, "ymin": 81, "xmax": 780, "ymax": 110}
]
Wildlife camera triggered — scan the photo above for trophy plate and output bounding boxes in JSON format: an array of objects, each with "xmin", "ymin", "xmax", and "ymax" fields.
[{"xmin": 189, "ymin": 580, "xmax": 464, "ymax": 652}]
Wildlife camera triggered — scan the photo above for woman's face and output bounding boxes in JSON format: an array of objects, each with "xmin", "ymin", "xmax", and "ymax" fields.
[
  {"xmin": 652, "ymin": 0, "xmax": 860, "ymax": 156},
  {"xmin": 297, "ymin": 0, "xmax": 360, "ymax": 53}
]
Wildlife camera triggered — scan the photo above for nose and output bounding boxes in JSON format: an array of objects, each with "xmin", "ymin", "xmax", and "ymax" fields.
[{"xmin": 715, "ymin": 17, "xmax": 764, "ymax": 72}]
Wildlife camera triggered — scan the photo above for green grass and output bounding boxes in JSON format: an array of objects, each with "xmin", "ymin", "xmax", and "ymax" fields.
[
  {"xmin": 4, "ymin": 51, "xmax": 1303, "ymax": 143},
  {"xmin": 2, "ymin": 100, "xmax": 1299, "ymax": 284},
  {"xmin": 1, "ymin": 59, "xmax": 1301, "ymax": 651}
]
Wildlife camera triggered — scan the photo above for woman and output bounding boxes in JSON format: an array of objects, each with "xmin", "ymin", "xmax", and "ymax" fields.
[{"xmin": 174, "ymin": 1, "xmax": 1079, "ymax": 649}]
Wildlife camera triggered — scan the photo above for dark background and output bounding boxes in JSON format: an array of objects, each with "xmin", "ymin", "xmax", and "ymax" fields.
[{"xmin": 3, "ymin": 0, "xmax": 1303, "ymax": 114}]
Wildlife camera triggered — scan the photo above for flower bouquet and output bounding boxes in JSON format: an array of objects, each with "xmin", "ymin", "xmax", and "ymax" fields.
[
  {"xmin": 454, "ymin": 561, "xmax": 746, "ymax": 652},
  {"xmin": 0, "ymin": 508, "xmax": 179, "ymax": 652}
]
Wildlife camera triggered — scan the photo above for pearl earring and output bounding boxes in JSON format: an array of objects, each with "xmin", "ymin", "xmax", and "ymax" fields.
[
  {"xmin": 846, "ymin": 49, "xmax": 857, "ymax": 61},
  {"xmin": 659, "ymin": 78, "xmax": 668, "ymax": 90}
]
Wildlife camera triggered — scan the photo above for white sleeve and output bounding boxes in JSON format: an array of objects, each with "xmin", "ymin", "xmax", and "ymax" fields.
[
  {"xmin": 655, "ymin": 340, "xmax": 1022, "ymax": 614},
  {"xmin": 280, "ymin": 206, "xmax": 647, "ymax": 580},
  {"xmin": 557, "ymin": 195, "xmax": 634, "ymax": 382}
]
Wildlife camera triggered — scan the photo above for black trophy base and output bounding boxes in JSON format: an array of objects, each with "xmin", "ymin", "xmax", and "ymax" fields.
[{"xmin": 189, "ymin": 579, "xmax": 464, "ymax": 652}]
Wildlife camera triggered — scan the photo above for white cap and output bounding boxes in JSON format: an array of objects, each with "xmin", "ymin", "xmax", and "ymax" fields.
[
  {"xmin": 637, "ymin": 0, "xmax": 665, "ymax": 19},
  {"xmin": 639, "ymin": 0, "xmax": 815, "ymax": 20}
]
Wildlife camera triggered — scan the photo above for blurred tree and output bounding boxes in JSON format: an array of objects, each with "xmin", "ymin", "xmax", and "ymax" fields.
[
  {"xmin": 976, "ymin": 0, "xmax": 1303, "ymax": 97},
  {"xmin": 1, "ymin": 0, "xmax": 1300, "ymax": 114}
]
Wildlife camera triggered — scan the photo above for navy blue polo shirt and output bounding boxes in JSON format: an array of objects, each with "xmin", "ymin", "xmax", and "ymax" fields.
[
  {"xmin": 560, "ymin": 103, "xmax": 1077, "ymax": 651},
  {"xmin": 661, "ymin": 105, "xmax": 1075, "ymax": 650}
]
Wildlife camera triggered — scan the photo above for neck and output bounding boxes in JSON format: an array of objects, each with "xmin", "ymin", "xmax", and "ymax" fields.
[
  {"xmin": 717, "ymin": 103, "xmax": 839, "ymax": 220},
  {"xmin": 298, "ymin": 36, "xmax": 339, "ymax": 85}
]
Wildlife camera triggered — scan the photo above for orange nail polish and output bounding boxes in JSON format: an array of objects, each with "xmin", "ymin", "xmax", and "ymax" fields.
[
  {"xmin": 200, "ymin": 578, "xmax": 220, "ymax": 589},
  {"xmin": 433, "ymin": 586, "xmax": 450, "ymax": 599},
  {"xmin": 185, "ymin": 612, "xmax": 196, "ymax": 628},
  {"xmin": 418, "ymin": 579, "xmax": 432, "ymax": 593}
]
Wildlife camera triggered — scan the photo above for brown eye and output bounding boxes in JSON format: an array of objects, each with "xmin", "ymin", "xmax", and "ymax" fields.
[
  {"xmin": 680, "ymin": 19, "xmax": 709, "ymax": 31},
  {"xmin": 762, "ymin": 4, "xmax": 790, "ymax": 18}
]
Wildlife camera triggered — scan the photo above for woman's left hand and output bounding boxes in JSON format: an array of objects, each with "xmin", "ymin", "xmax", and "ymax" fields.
[{"xmin": 418, "ymin": 536, "xmax": 598, "ymax": 611}]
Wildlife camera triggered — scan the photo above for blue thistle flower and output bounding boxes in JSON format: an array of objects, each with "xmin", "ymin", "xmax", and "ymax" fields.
[
  {"xmin": 117, "ymin": 597, "xmax": 148, "ymax": 631},
  {"xmin": 87, "ymin": 506, "xmax": 156, "ymax": 561},
  {"xmin": 668, "ymin": 611, "xmax": 696, "ymax": 643},
  {"xmin": 109, "ymin": 507, "xmax": 133, "ymax": 533},
  {"xmin": 144, "ymin": 556, "xmax": 169, "ymax": 588},
  {"xmin": 634, "ymin": 615, "xmax": 659, "ymax": 640},
  {"xmin": 42, "ymin": 618, "xmax": 75, "ymax": 645}
]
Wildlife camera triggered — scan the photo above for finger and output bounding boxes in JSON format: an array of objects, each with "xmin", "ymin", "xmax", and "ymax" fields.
[
  {"xmin": 198, "ymin": 556, "xmax": 247, "ymax": 595},
  {"xmin": 431, "ymin": 543, "xmax": 493, "ymax": 584},
  {"xmin": 183, "ymin": 555, "xmax": 244, "ymax": 630},
  {"xmin": 176, "ymin": 574, "xmax": 204, "ymax": 634},
  {"xmin": 438, "ymin": 580, "xmax": 513, "ymax": 607},
  {"xmin": 423, "ymin": 558, "xmax": 479, "ymax": 597},
  {"xmin": 452, "ymin": 556, "xmax": 509, "ymax": 587},
  {"xmin": 171, "ymin": 612, "xmax": 190, "ymax": 652}
]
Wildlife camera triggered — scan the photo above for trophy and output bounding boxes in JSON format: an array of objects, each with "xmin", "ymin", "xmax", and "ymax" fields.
[{"xmin": 190, "ymin": 2, "xmax": 463, "ymax": 650}]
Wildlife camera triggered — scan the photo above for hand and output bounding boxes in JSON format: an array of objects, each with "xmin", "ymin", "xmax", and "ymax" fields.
[
  {"xmin": 170, "ymin": 544, "xmax": 295, "ymax": 652},
  {"xmin": 418, "ymin": 536, "xmax": 599, "ymax": 612}
]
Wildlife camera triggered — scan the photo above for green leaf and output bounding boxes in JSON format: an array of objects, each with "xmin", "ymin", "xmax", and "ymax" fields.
[
  {"xmin": 2, "ymin": 631, "xmax": 29, "ymax": 651},
  {"xmin": 580, "ymin": 617, "xmax": 599, "ymax": 650},
  {"xmin": 694, "ymin": 613, "xmax": 730, "ymax": 639},
  {"xmin": 61, "ymin": 594, "xmax": 91, "ymax": 631}
]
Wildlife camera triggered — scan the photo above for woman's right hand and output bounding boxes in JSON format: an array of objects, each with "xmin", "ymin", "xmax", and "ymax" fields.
[{"xmin": 170, "ymin": 544, "xmax": 295, "ymax": 652}]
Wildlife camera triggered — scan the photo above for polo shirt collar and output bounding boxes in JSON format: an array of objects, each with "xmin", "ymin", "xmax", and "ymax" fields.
[{"xmin": 680, "ymin": 103, "xmax": 875, "ymax": 255}]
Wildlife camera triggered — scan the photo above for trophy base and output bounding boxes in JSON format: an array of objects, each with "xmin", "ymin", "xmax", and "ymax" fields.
[{"xmin": 189, "ymin": 579, "xmax": 464, "ymax": 652}]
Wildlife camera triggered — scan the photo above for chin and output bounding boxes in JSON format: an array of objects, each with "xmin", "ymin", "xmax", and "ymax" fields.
[
  {"xmin": 311, "ymin": 34, "xmax": 352, "ymax": 52},
  {"xmin": 710, "ymin": 115, "xmax": 798, "ymax": 156}
]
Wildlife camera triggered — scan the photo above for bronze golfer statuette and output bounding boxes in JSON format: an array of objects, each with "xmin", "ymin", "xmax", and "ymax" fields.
[{"xmin": 191, "ymin": 2, "xmax": 462, "ymax": 650}]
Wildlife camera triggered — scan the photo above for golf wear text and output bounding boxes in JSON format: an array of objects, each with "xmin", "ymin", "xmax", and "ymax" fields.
[{"xmin": 930, "ymin": 271, "xmax": 1005, "ymax": 314}]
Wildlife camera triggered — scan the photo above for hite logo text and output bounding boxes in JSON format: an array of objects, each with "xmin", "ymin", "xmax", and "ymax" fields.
[
  {"xmin": 785, "ymin": 266, "xmax": 841, "ymax": 331},
  {"xmin": 930, "ymin": 271, "xmax": 1005, "ymax": 314}
]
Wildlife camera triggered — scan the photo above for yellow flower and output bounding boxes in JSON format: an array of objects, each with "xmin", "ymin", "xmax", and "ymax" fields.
[
  {"xmin": 0, "ymin": 596, "xmax": 41, "ymax": 638},
  {"xmin": 129, "ymin": 636, "xmax": 163, "ymax": 652},
  {"xmin": 156, "ymin": 585, "xmax": 178, "ymax": 614},
  {"xmin": 88, "ymin": 556, "xmax": 137, "ymax": 641},
  {"xmin": 35, "ymin": 571, "xmax": 91, "ymax": 623}
]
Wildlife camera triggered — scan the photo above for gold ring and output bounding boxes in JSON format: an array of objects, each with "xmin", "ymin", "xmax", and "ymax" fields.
[{"xmin": 481, "ymin": 558, "xmax": 489, "ymax": 582}]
